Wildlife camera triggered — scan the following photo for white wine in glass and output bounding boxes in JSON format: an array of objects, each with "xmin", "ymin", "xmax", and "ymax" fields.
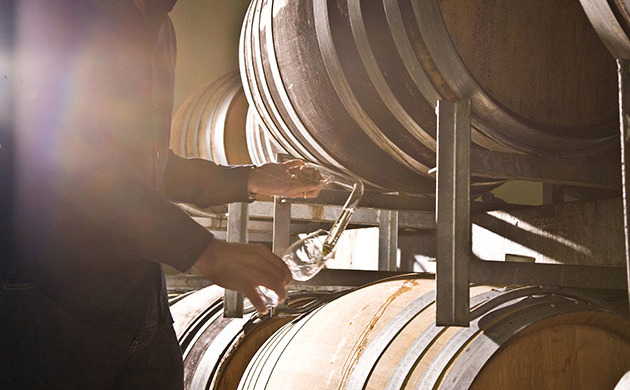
[{"xmin": 257, "ymin": 163, "xmax": 364, "ymax": 308}]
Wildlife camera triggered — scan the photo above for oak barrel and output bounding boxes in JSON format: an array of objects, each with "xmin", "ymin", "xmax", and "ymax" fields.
[
  {"xmin": 238, "ymin": 277, "xmax": 630, "ymax": 390},
  {"xmin": 170, "ymin": 285, "xmax": 341, "ymax": 390},
  {"xmin": 170, "ymin": 71, "xmax": 285, "ymax": 167},
  {"xmin": 579, "ymin": 0, "xmax": 630, "ymax": 59},
  {"xmin": 246, "ymin": 107, "xmax": 286, "ymax": 165},
  {"xmin": 240, "ymin": 0, "xmax": 618, "ymax": 193},
  {"xmin": 169, "ymin": 285, "xmax": 290, "ymax": 390}
]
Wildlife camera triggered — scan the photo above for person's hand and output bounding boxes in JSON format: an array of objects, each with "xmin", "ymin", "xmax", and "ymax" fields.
[
  {"xmin": 193, "ymin": 239, "xmax": 292, "ymax": 314},
  {"xmin": 248, "ymin": 159, "xmax": 324, "ymax": 199}
]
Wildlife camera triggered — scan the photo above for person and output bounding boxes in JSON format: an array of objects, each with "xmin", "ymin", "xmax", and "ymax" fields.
[{"xmin": 1, "ymin": 0, "xmax": 322, "ymax": 389}]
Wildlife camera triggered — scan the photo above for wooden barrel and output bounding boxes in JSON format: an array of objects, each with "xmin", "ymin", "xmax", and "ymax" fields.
[
  {"xmin": 169, "ymin": 285, "xmax": 341, "ymax": 390},
  {"xmin": 246, "ymin": 107, "xmax": 286, "ymax": 165},
  {"xmin": 240, "ymin": 0, "xmax": 618, "ymax": 193},
  {"xmin": 170, "ymin": 71, "xmax": 252, "ymax": 165},
  {"xmin": 238, "ymin": 277, "xmax": 630, "ymax": 389},
  {"xmin": 169, "ymin": 285, "xmax": 287, "ymax": 390},
  {"xmin": 170, "ymin": 71, "xmax": 285, "ymax": 167},
  {"xmin": 579, "ymin": 0, "xmax": 630, "ymax": 59}
]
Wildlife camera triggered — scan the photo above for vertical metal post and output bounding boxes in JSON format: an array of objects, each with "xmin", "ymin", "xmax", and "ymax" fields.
[
  {"xmin": 273, "ymin": 152, "xmax": 292, "ymax": 255},
  {"xmin": 272, "ymin": 198, "xmax": 291, "ymax": 255},
  {"xmin": 618, "ymin": 59, "xmax": 630, "ymax": 312},
  {"xmin": 271, "ymin": 197, "xmax": 291, "ymax": 314},
  {"xmin": 223, "ymin": 202, "xmax": 249, "ymax": 318},
  {"xmin": 436, "ymin": 100, "xmax": 471, "ymax": 327},
  {"xmin": 378, "ymin": 209, "xmax": 399, "ymax": 271}
]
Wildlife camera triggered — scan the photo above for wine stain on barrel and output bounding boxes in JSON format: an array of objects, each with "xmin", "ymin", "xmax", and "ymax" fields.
[{"xmin": 337, "ymin": 279, "xmax": 417, "ymax": 389}]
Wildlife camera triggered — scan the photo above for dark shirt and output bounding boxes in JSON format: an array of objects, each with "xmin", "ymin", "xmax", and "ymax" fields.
[{"xmin": 11, "ymin": 0, "xmax": 251, "ymax": 328}]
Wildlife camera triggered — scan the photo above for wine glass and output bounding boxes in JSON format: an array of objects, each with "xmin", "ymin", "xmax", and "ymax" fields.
[{"xmin": 257, "ymin": 163, "xmax": 364, "ymax": 307}]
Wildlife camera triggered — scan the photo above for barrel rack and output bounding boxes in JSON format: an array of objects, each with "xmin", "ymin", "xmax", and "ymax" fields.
[
  {"xmin": 219, "ymin": 91, "xmax": 630, "ymax": 323},
  {"xmin": 216, "ymin": 0, "xmax": 630, "ymax": 323},
  {"xmin": 578, "ymin": 0, "xmax": 630, "ymax": 318},
  {"xmin": 431, "ymin": 0, "xmax": 630, "ymax": 321},
  {"xmin": 220, "ymin": 94, "xmax": 628, "ymax": 321},
  {"xmin": 434, "ymin": 99, "xmax": 628, "ymax": 326}
]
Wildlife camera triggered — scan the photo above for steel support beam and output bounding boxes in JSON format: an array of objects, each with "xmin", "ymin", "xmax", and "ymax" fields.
[
  {"xmin": 436, "ymin": 100, "xmax": 471, "ymax": 326},
  {"xmin": 276, "ymin": 189, "xmax": 505, "ymax": 213},
  {"xmin": 378, "ymin": 209, "xmax": 399, "ymax": 271},
  {"xmin": 297, "ymin": 189, "xmax": 435, "ymax": 211},
  {"xmin": 271, "ymin": 197, "xmax": 292, "ymax": 314},
  {"xmin": 470, "ymin": 148, "xmax": 620, "ymax": 190},
  {"xmin": 223, "ymin": 202, "xmax": 248, "ymax": 318},
  {"xmin": 297, "ymin": 268, "xmax": 419, "ymax": 287},
  {"xmin": 272, "ymin": 198, "xmax": 291, "ymax": 255},
  {"xmin": 186, "ymin": 197, "xmax": 502, "ymax": 232},
  {"xmin": 619, "ymin": 59, "xmax": 630, "ymax": 311},
  {"xmin": 469, "ymin": 259, "xmax": 626, "ymax": 290},
  {"xmin": 249, "ymin": 201, "xmax": 437, "ymax": 229}
]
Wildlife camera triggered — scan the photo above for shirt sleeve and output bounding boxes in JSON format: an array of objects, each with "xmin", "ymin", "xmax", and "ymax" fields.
[{"xmin": 164, "ymin": 151, "xmax": 255, "ymax": 207}]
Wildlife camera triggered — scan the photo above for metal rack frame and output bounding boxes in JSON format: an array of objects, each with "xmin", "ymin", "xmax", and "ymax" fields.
[
  {"xmin": 434, "ymin": 100, "xmax": 628, "ymax": 326},
  {"xmin": 222, "ymin": 95, "xmax": 629, "ymax": 319},
  {"xmin": 222, "ymin": 193, "xmax": 427, "ymax": 317},
  {"xmin": 578, "ymin": 0, "xmax": 630, "ymax": 319}
]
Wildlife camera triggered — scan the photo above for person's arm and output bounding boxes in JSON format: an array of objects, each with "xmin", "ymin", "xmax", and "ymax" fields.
[
  {"xmin": 170, "ymin": 157, "xmax": 324, "ymax": 313},
  {"xmin": 163, "ymin": 152, "xmax": 254, "ymax": 206},
  {"xmin": 164, "ymin": 153, "xmax": 323, "ymax": 207},
  {"xmin": 193, "ymin": 240, "xmax": 292, "ymax": 314}
]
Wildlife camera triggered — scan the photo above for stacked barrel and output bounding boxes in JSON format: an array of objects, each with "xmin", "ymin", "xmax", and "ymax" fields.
[
  {"xmin": 239, "ymin": 0, "xmax": 617, "ymax": 193},
  {"xmin": 239, "ymin": 278, "xmax": 630, "ymax": 390},
  {"xmin": 169, "ymin": 286, "xmax": 345, "ymax": 390},
  {"xmin": 170, "ymin": 71, "xmax": 284, "ymax": 166},
  {"xmin": 170, "ymin": 278, "xmax": 630, "ymax": 390}
]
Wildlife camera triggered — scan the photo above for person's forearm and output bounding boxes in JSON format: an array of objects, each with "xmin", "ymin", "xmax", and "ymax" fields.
[{"xmin": 164, "ymin": 151, "xmax": 254, "ymax": 207}]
